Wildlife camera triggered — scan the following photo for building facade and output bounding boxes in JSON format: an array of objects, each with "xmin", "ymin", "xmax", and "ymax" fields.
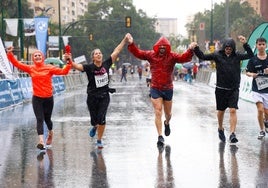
[
  {"xmin": 155, "ymin": 18, "xmax": 178, "ymax": 37},
  {"xmin": 241, "ymin": 0, "xmax": 268, "ymax": 21},
  {"xmin": 28, "ymin": 0, "xmax": 93, "ymax": 24}
]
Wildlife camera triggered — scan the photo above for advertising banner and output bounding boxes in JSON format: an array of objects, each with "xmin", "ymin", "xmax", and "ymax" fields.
[
  {"xmin": 34, "ymin": 16, "xmax": 49, "ymax": 56},
  {"xmin": 0, "ymin": 38, "xmax": 15, "ymax": 80},
  {"xmin": 4, "ymin": 19, "xmax": 18, "ymax": 37}
]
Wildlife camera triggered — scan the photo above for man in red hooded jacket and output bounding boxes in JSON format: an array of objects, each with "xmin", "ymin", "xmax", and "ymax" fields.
[{"xmin": 127, "ymin": 34, "xmax": 196, "ymax": 148}]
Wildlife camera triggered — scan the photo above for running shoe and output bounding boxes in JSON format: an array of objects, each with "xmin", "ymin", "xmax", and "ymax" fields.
[
  {"xmin": 264, "ymin": 120, "xmax": 268, "ymax": 133},
  {"xmin": 157, "ymin": 135, "xmax": 165, "ymax": 148},
  {"xmin": 229, "ymin": 133, "xmax": 238, "ymax": 143},
  {"xmin": 37, "ymin": 143, "xmax": 45, "ymax": 150},
  {"xmin": 164, "ymin": 121, "xmax": 171, "ymax": 136},
  {"xmin": 218, "ymin": 129, "xmax": 226, "ymax": 142},
  {"xmin": 46, "ymin": 131, "xmax": 53, "ymax": 145},
  {"xmin": 97, "ymin": 140, "xmax": 103, "ymax": 149},
  {"xmin": 89, "ymin": 126, "xmax": 97, "ymax": 137},
  {"xmin": 258, "ymin": 130, "xmax": 266, "ymax": 139}
]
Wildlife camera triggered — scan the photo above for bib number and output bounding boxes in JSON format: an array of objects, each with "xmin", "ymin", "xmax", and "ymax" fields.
[
  {"xmin": 256, "ymin": 76, "xmax": 268, "ymax": 90},
  {"xmin": 95, "ymin": 73, "xmax": 108, "ymax": 88}
]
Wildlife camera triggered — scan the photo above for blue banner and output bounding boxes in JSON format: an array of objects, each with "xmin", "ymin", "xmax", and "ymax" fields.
[
  {"xmin": 8, "ymin": 79, "xmax": 23, "ymax": 105},
  {"xmin": 0, "ymin": 76, "xmax": 66, "ymax": 110},
  {"xmin": 34, "ymin": 16, "xmax": 49, "ymax": 57},
  {"xmin": 19, "ymin": 77, "xmax": 32, "ymax": 100},
  {"xmin": 0, "ymin": 80, "xmax": 13, "ymax": 108}
]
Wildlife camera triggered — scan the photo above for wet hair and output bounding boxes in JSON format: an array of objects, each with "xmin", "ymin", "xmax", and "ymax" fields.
[
  {"xmin": 90, "ymin": 49, "xmax": 96, "ymax": 61},
  {"xmin": 256, "ymin": 37, "xmax": 267, "ymax": 44}
]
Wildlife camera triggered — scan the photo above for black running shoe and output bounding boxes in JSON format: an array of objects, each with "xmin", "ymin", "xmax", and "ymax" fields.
[
  {"xmin": 229, "ymin": 133, "xmax": 238, "ymax": 143},
  {"xmin": 218, "ymin": 129, "xmax": 226, "ymax": 142},
  {"xmin": 37, "ymin": 143, "xmax": 45, "ymax": 150},
  {"xmin": 164, "ymin": 121, "xmax": 171, "ymax": 136},
  {"xmin": 157, "ymin": 136, "xmax": 165, "ymax": 148}
]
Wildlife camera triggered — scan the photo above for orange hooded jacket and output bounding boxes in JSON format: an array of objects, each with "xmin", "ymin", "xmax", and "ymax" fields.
[{"xmin": 7, "ymin": 50, "xmax": 72, "ymax": 98}]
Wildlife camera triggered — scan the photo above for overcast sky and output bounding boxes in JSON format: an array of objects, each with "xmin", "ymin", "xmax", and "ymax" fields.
[{"xmin": 132, "ymin": 0, "xmax": 225, "ymax": 36}]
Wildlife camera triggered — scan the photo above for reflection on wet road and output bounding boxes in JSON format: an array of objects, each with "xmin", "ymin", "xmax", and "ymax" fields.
[{"xmin": 0, "ymin": 76, "xmax": 268, "ymax": 187}]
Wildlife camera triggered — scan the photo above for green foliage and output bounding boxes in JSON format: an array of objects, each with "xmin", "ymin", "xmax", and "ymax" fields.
[
  {"xmin": 63, "ymin": 0, "xmax": 160, "ymax": 64},
  {"xmin": 186, "ymin": 0, "xmax": 264, "ymax": 45},
  {"xmin": 1, "ymin": 0, "xmax": 34, "ymax": 47}
]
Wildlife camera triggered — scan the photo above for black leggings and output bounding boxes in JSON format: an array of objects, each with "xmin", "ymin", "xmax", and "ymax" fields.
[{"xmin": 32, "ymin": 96, "xmax": 54, "ymax": 135}]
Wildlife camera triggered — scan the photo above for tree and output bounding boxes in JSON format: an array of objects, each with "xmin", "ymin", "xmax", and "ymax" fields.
[
  {"xmin": 62, "ymin": 0, "xmax": 160, "ymax": 65},
  {"xmin": 1, "ymin": 0, "xmax": 34, "ymax": 34},
  {"xmin": 186, "ymin": 0, "xmax": 264, "ymax": 48}
]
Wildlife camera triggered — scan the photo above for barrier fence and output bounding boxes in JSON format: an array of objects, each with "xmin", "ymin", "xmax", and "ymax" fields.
[
  {"xmin": 0, "ymin": 73, "xmax": 88, "ymax": 110},
  {"xmin": 0, "ymin": 69, "xmax": 254, "ymax": 110}
]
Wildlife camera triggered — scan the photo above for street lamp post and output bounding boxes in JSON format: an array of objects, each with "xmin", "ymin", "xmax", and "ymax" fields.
[
  {"xmin": 225, "ymin": 0, "xmax": 230, "ymax": 38},
  {"xmin": 58, "ymin": 0, "xmax": 62, "ymax": 60},
  {"xmin": 210, "ymin": 0, "xmax": 214, "ymax": 46},
  {"xmin": 18, "ymin": 0, "xmax": 24, "ymax": 59},
  {"xmin": 1, "ymin": 0, "xmax": 4, "ymax": 40}
]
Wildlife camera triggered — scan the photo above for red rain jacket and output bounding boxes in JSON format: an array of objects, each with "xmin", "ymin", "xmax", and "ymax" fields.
[{"xmin": 128, "ymin": 37, "xmax": 193, "ymax": 90}]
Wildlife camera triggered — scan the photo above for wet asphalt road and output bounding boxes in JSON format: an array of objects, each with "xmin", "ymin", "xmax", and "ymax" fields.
[{"xmin": 0, "ymin": 74, "xmax": 268, "ymax": 188}]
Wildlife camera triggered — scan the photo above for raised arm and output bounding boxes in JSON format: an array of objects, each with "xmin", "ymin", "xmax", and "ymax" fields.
[
  {"xmin": 6, "ymin": 46, "xmax": 31, "ymax": 73},
  {"xmin": 110, "ymin": 33, "xmax": 129, "ymax": 62},
  {"xmin": 65, "ymin": 53, "xmax": 84, "ymax": 71}
]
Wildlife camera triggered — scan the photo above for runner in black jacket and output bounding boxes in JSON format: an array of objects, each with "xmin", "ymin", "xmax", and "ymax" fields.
[{"xmin": 193, "ymin": 35, "xmax": 254, "ymax": 143}]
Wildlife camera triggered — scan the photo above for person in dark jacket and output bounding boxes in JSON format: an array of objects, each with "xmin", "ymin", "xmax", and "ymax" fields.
[{"xmin": 193, "ymin": 35, "xmax": 254, "ymax": 143}]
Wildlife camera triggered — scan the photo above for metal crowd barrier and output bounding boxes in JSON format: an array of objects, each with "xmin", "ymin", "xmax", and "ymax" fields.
[{"xmin": 0, "ymin": 72, "xmax": 88, "ymax": 110}]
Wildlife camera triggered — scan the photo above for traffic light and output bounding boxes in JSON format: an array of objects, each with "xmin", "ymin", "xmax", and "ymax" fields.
[
  {"xmin": 89, "ymin": 34, "xmax": 93, "ymax": 41},
  {"xmin": 125, "ymin": 16, "xmax": 131, "ymax": 28}
]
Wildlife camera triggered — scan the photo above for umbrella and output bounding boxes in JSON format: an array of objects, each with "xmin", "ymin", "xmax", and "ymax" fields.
[
  {"xmin": 45, "ymin": 57, "xmax": 64, "ymax": 65},
  {"xmin": 175, "ymin": 63, "xmax": 183, "ymax": 69},
  {"xmin": 182, "ymin": 62, "xmax": 194, "ymax": 69},
  {"xmin": 241, "ymin": 22, "xmax": 268, "ymax": 70},
  {"xmin": 122, "ymin": 62, "xmax": 131, "ymax": 66}
]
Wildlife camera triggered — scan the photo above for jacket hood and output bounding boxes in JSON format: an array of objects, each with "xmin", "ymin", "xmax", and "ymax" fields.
[
  {"xmin": 32, "ymin": 50, "xmax": 45, "ymax": 66},
  {"xmin": 220, "ymin": 38, "xmax": 236, "ymax": 53},
  {"xmin": 153, "ymin": 36, "xmax": 171, "ymax": 55}
]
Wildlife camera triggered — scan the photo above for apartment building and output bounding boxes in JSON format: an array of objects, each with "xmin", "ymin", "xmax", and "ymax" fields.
[
  {"xmin": 155, "ymin": 18, "xmax": 178, "ymax": 37},
  {"xmin": 29, "ymin": 0, "xmax": 93, "ymax": 24},
  {"xmin": 241, "ymin": 0, "xmax": 268, "ymax": 21}
]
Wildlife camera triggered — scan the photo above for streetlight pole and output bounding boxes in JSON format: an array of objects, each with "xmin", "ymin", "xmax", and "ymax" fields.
[
  {"xmin": 18, "ymin": 0, "xmax": 24, "ymax": 59},
  {"xmin": 225, "ymin": 0, "xmax": 230, "ymax": 38},
  {"xmin": 1, "ymin": 0, "xmax": 4, "ymax": 40},
  {"xmin": 210, "ymin": 0, "xmax": 214, "ymax": 45},
  {"xmin": 58, "ymin": 0, "xmax": 62, "ymax": 59},
  {"xmin": 209, "ymin": 0, "xmax": 215, "ymax": 52}
]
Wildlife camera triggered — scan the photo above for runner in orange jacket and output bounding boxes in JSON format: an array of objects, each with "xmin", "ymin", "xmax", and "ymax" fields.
[{"xmin": 6, "ymin": 47, "xmax": 72, "ymax": 150}]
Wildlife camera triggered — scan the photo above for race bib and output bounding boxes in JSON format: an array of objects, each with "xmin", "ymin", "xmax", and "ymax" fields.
[
  {"xmin": 255, "ymin": 77, "xmax": 268, "ymax": 90},
  {"xmin": 95, "ymin": 73, "xmax": 108, "ymax": 88}
]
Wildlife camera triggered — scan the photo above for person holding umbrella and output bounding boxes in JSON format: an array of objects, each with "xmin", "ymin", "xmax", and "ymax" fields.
[{"xmin": 6, "ymin": 47, "xmax": 73, "ymax": 150}]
